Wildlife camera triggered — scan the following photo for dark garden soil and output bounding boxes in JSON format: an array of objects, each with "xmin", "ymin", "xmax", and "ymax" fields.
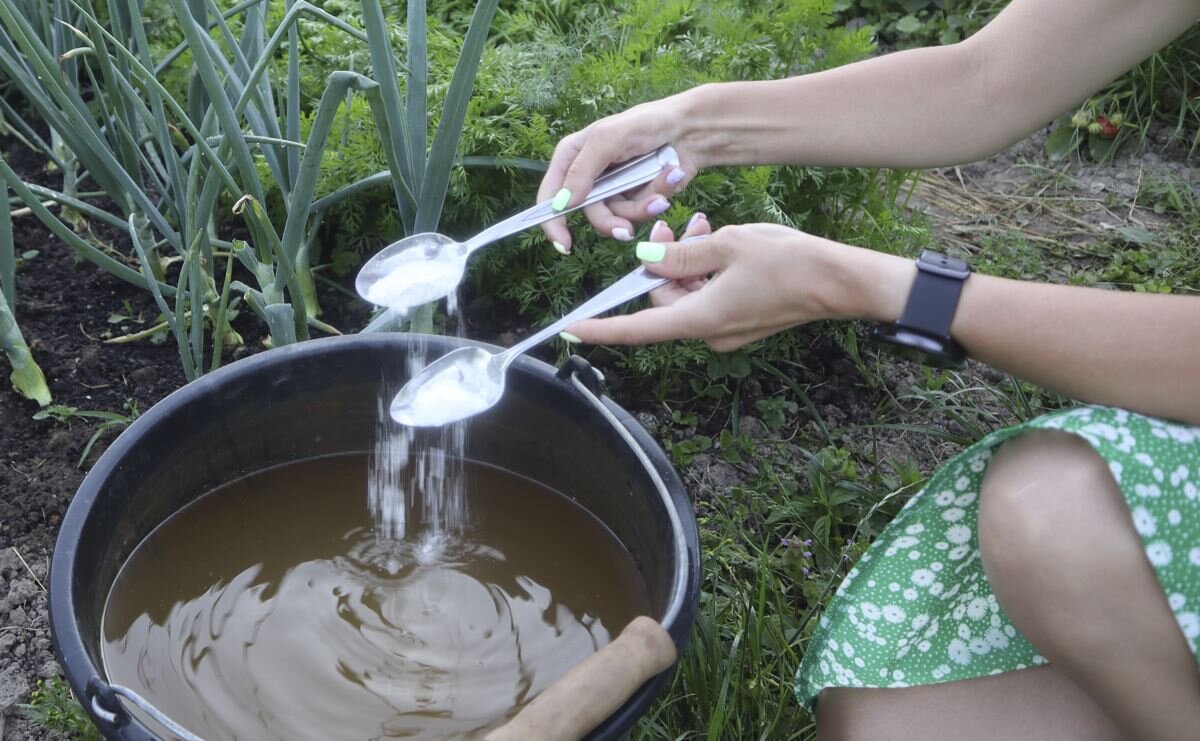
[{"xmin": 2, "ymin": 122, "xmax": 1196, "ymax": 738}]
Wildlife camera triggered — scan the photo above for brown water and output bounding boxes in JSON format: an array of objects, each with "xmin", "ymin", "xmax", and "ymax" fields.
[{"xmin": 101, "ymin": 455, "xmax": 651, "ymax": 740}]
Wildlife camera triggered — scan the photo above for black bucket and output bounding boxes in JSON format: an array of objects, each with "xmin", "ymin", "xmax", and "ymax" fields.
[{"xmin": 48, "ymin": 334, "xmax": 701, "ymax": 740}]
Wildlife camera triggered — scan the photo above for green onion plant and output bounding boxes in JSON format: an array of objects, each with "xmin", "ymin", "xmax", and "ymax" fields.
[{"xmin": 0, "ymin": 0, "xmax": 500, "ymax": 380}]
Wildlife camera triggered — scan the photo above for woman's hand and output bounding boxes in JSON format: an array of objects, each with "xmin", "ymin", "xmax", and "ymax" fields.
[
  {"xmin": 536, "ymin": 93, "xmax": 707, "ymax": 253},
  {"xmin": 566, "ymin": 219, "xmax": 913, "ymax": 352}
]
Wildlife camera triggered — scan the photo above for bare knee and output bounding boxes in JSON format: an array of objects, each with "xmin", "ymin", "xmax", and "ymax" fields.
[{"xmin": 978, "ymin": 430, "xmax": 1118, "ymax": 581}]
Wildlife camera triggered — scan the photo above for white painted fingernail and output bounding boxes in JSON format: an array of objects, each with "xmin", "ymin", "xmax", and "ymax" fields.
[
  {"xmin": 666, "ymin": 167, "xmax": 686, "ymax": 186},
  {"xmin": 687, "ymin": 212, "xmax": 707, "ymax": 230},
  {"xmin": 611, "ymin": 227, "xmax": 632, "ymax": 241},
  {"xmin": 647, "ymin": 196, "xmax": 670, "ymax": 216}
]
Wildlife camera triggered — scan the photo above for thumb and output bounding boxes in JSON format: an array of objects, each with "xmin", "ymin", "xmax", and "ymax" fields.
[{"xmin": 634, "ymin": 235, "xmax": 728, "ymax": 280}]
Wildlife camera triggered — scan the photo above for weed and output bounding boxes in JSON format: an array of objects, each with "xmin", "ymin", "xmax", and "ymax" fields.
[
  {"xmin": 20, "ymin": 677, "xmax": 102, "ymax": 741},
  {"xmin": 33, "ymin": 400, "xmax": 140, "ymax": 467}
]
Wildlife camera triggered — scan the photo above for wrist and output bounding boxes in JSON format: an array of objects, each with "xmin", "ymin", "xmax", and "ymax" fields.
[
  {"xmin": 821, "ymin": 243, "xmax": 915, "ymax": 323},
  {"xmin": 672, "ymin": 83, "xmax": 730, "ymax": 169}
]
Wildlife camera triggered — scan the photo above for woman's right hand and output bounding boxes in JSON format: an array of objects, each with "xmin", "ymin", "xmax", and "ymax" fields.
[
  {"xmin": 565, "ymin": 221, "xmax": 914, "ymax": 352},
  {"xmin": 537, "ymin": 91, "xmax": 709, "ymax": 253}
]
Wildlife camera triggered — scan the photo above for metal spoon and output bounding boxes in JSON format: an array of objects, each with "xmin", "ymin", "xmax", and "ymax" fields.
[
  {"xmin": 390, "ymin": 236, "xmax": 704, "ymax": 426},
  {"xmin": 355, "ymin": 146, "xmax": 680, "ymax": 312}
]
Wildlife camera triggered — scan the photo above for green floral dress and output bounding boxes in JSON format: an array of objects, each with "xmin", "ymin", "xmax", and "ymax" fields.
[{"xmin": 796, "ymin": 405, "xmax": 1200, "ymax": 706}]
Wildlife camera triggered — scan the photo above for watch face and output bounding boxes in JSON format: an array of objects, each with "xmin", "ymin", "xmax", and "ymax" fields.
[{"xmin": 918, "ymin": 251, "xmax": 971, "ymax": 280}]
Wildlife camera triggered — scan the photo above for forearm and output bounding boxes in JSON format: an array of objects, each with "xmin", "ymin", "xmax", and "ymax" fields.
[
  {"xmin": 675, "ymin": 0, "xmax": 1200, "ymax": 170},
  {"xmin": 843, "ymin": 249, "xmax": 1200, "ymax": 426},
  {"xmin": 677, "ymin": 46, "xmax": 1004, "ymax": 169}
]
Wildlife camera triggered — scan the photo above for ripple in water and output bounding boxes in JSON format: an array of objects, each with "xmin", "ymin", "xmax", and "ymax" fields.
[{"xmin": 102, "ymin": 455, "xmax": 648, "ymax": 740}]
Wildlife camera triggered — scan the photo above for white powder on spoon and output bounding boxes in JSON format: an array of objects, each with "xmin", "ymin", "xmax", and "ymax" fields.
[
  {"xmin": 363, "ymin": 258, "xmax": 464, "ymax": 314},
  {"xmin": 391, "ymin": 361, "xmax": 497, "ymax": 427}
]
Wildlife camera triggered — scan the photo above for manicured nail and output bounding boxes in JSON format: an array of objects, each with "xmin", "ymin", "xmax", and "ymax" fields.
[
  {"xmin": 666, "ymin": 167, "xmax": 687, "ymax": 186},
  {"xmin": 552, "ymin": 240, "xmax": 569, "ymax": 255},
  {"xmin": 559, "ymin": 331, "xmax": 582, "ymax": 344},
  {"xmin": 646, "ymin": 196, "xmax": 670, "ymax": 216},
  {"xmin": 636, "ymin": 241, "xmax": 666, "ymax": 263},
  {"xmin": 687, "ymin": 212, "xmax": 707, "ymax": 230},
  {"xmin": 611, "ymin": 227, "xmax": 633, "ymax": 241},
  {"xmin": 551, "ymin": 188, "xmax": 571, "ymax": 211}
]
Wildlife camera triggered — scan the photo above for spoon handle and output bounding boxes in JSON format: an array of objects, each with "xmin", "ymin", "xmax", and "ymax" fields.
[
  {"xmin": 501, "ymin": 267, "xmax": 670, "ymax": 365},
  {"xmin": 501, "ymin": 235, "xmax": 706, "ymax": 365},
  {"xmin": 463, "ymin": 145, "xmax": 679, "ymax": 253}
]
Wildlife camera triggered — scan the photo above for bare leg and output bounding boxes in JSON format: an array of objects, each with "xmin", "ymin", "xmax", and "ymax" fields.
[
  {"xmin": 978, "ymin": 430, "xmax": 1200, "ymax": 741},
  {"xmin": 817, "ymin": 665, "xmax": 1121, "ymax": 741}
]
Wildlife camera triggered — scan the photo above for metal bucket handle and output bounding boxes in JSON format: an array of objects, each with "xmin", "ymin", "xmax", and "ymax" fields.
[
  {"xmin": 88, "ymin": 676, "xmax": 203, "ymax": 741},
  {"xmin": 554, "ymin": 354, "xmax": 689, "ymax": 632}
]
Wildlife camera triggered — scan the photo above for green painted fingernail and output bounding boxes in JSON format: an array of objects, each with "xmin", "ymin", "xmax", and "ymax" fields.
[
  {"xmin": 552, "ymin": 240, "xmax": 569, "ymax": 255},
  {"xmin": 551, "ymin": 188, "xmax": 571, "ymax": 211},
  {"xmin": 636, "ymin": 241, "xmax": 666, "ymax": 263},
  {"xmin": 559, "ymin": 331, "xmax": 582, "ymax": 344}
]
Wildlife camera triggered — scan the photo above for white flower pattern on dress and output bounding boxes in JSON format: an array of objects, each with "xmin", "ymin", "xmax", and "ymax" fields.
[{"xmin": 795, "ymin": 406, "xmax": 1200, "ymax": 708}]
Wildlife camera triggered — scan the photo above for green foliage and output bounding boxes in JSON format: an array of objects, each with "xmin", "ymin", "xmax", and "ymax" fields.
[
  {"xmin": 1, "ymin": 0, "xmax": 506, "ymax": 374},
  {"xmin": 832, "ymin": 0, "xmax": 1003, "ymax": 47},
  {"xmin": 33, "ymin": 400, "xmax": 141, "ymax": 466},
  {"xmin": 638, "ymin": 411, "xmax": 921, "ymax": 738},
  {"xmin": 21, "ymin": 677, "xmax": 102, "ymax": 741}
]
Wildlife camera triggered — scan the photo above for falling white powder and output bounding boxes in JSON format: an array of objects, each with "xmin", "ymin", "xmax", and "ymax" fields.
[
  {"xmin": 391, "ymin": 362, "xmax": 497, "ymax": 427},
  {"xmin": 363, "ymin": 258, "xmax": 464, "ymax": 313}
]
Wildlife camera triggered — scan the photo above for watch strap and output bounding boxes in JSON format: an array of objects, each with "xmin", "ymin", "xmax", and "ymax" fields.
[{"xmin": 897, "ymin": 251, "xmax": 969, "ymax": 340}]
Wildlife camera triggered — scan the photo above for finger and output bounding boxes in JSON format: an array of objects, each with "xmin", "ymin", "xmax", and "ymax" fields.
[
  {"xmin": 604, "ymin": 194, "xmax": 673, "ymax": 224},
  {"xmin": 680, "ymin": 211, "xmax": 711, "ymax": 239},
  {"xmin": 565, "ymin": 303, "xmax": 711, "ymax": 346},
  {"xmin": 561, "ymin": 125, "xmax": 650, "ymax": 210},
  {"xmin": 648, "ymin": 219, "xmax": 674, "ymax": 242},
  {"xmin": 634, "ymin": 233, "xmax": 729, "ymax": 280},
  {"xmin": 649, "ymin": 282, "xmax": 691, "ymax": 307},
  {"xmin": 581, "ymin": 200, "xmax": 635, "ymax": 241},
  {"xmin": 542, "ymin": 216, "xmax": 573, "ymax": 253},
  {"xmin": 704, "ymin": 319, "xmax": 801, "ymax": 353},
  {"xmin": 538, "ymin": 132, "xmax": 589, "ymax": 250}
]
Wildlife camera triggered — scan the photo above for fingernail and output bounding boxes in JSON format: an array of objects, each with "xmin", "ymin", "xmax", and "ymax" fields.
[
  {"xmin": 666, "ymin": 167, "xmax": 686, "ymax": 186},
  {"xmin": 552, "ymin": 240, "xmax": 569, "ymax": 255},
  {"xmin": 559, "ymin": 331, "xmax": 582, "ymax": 344},
  {"xmin": 636, "ymin": 241, "xmax": 666, "ymax": 263},
  {"xmin": 551, "ymin": 188, "xmax": 571, "ymax": 212},
  {"xmin": 646, "ymin": 196, "xmax": 670, "ymax": 216},
  {"xmin": 687, "ymin": 212, "xmax": 707, "ymax": 230},
  {"xmin": 611, "ymin": 227, "xmax": 632, "ymax": 241}
]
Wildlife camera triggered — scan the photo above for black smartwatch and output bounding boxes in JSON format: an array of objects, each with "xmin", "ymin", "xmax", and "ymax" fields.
[{"xmin": 872, "ymin": 250, "xmax": 970, "ymax": 368}]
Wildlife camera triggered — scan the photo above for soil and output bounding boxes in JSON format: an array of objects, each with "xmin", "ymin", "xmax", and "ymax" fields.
[{"xmin": 1, "ymin": 123, "xmax": 1195, "ymax": 738}]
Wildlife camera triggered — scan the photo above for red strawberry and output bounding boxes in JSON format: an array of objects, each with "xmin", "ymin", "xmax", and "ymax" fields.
[{"xmin": 1095, "ymin": 116, "xmax": 1119, "ymax": 139}]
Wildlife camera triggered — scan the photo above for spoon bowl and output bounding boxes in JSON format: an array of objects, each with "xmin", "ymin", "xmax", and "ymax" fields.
[
  {"xmin": 390, "ymin": 346, "xmax": 505, "ymax": 427},
  {"xmin": 354, "ymin": 233, "xmax": 465, "ymax": 314}
]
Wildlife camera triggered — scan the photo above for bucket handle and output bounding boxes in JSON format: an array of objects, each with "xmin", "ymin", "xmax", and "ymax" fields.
[
  {"xmin": 88, "ymin": 676, "xmax": 204, "ymax": 741},
  {"xmin": 554, "ymin": 354, "xmax": 606, "ymax": 396},
  {"xmin": 554, "ymin": 354, "xmax": 689, "ymax": 633}
]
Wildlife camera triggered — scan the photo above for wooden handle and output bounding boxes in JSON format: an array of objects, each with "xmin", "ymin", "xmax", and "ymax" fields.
[{"xmin": 485, "ymin": 616, "xmax": 677, "ymax": 741}]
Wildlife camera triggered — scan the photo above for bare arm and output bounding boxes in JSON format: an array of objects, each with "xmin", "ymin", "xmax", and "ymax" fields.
[
  {"xmin": 679, "ymin": 0, "xmax": 1200, "ymax": 169},
  {"xmin": 567, "ymin": 226, "xmax": 1200, "ymax": 427},
  {"xmin": 856, "ymin": 252, "xmax": 1200, "ymax": 426},
  {"xmin": 541, "ymin": 0, "xmax": 1200, "ymax": 245}
]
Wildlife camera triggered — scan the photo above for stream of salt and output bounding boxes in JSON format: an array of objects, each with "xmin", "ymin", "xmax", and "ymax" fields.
[{"xmin": 368, "ymin": 292, "xmax": 468, "ymax": 544}]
